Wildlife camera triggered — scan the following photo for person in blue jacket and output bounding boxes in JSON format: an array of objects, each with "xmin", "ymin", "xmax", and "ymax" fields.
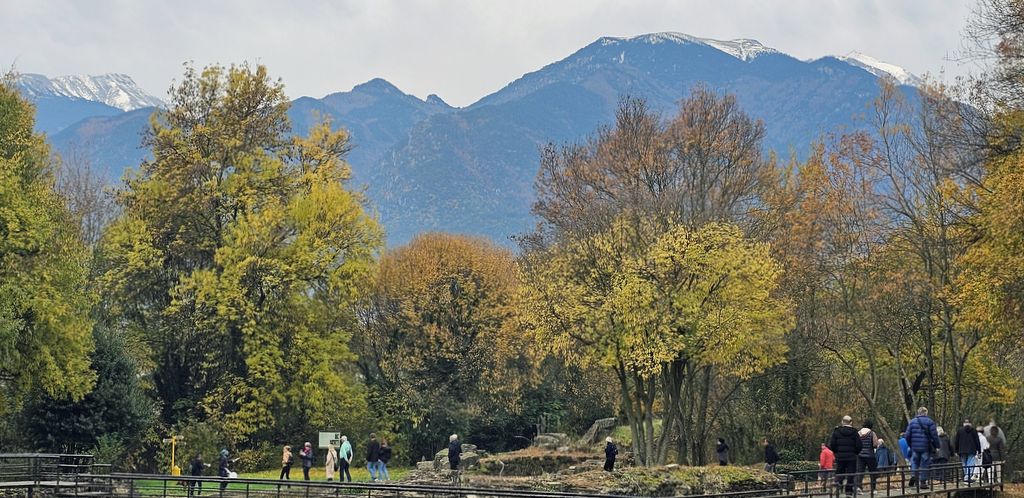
[
  {"xmin": 905, "ymin": 407, "xmax": 941, "ymax": 489},
  {"xmin": 898, "ymin": 433, "xmax": 911, "ymax": 461}
]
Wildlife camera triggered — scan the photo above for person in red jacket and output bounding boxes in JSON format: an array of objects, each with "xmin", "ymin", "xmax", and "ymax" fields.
[{"xmin": 820, "ymin": 442, "xmax": 836, "ymax": 489}]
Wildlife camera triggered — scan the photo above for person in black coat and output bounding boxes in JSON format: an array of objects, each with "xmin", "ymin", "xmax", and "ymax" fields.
[
  {"xmin": 763, "ymin": 438, "xmax": 780, "ymax": 473},
  {"xmin": 448, "ymin": 434, "xmax": 462, "ymax": 470},
  {"xmin": 829, "ymin": 416, "xmax": 863, "ymax": 494},
  {"xmin": 604, "ymin": 437, "xmax": 618, "ymax": 471},
  {"xmin": 188, "ymin": 454, "xmax": 204, "ymax": 497},
  {"xmin": 716, "ymin": 438, "xmax": 729, "ymax": 466},
  {"xmin": 218, "ymin": 449, "xmax": 230, "ymax": 492},
  {"xmin": 299, "ymin": 442, "xmax": 314, "ymax": 481},
  {"xmin": 366, "ymin": 433, "xmax": 381, "ymax": 481},
  {"xmin": 955, "ymin": 420, "xmax": 982, "ymax": 483}
]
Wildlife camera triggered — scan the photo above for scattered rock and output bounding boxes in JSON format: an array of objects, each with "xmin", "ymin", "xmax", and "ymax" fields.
[
  {"xmin": 580, "ymin": 418, "xmax": 618, "ymax": 445},
  {"xmin": 533, "ymin": 433, "xmax": 570, "ymax": 450}
]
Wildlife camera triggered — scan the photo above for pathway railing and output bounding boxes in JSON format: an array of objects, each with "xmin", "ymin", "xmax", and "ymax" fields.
[{"xmin": 779, "ymin": 460, "xmax": 1005, "ymax": 497}]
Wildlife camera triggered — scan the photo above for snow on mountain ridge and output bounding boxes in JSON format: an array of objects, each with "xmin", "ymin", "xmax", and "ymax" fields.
[
  {"xmin": 837, "ymin": 51, "xmax": 923, "ymax": 86},
  {"xmin": 599, "ymin": 32, "xmax": 779, "ymax": 61},
  {"xmin": 17, "ymin": 73, "xmax": 164, "ymax": 111}
]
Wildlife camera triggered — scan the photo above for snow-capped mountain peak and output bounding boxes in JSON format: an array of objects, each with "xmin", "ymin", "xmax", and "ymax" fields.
[
  {"xmin": 16, "ymin": 73, "xmax": 164, "ymax": 111},
  {"xmin": 599, "ymin": 32, "xmax": 779, "ymax": 61},
  {"xmin": 837, "ymin": 51, "xmax": 922, "ymax": 86}
]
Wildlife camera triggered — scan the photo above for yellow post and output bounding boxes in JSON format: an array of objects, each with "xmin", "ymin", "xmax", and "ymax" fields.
[{"xmin": 164, "ymin": 436, "xmax": 183, "ymax": 476}]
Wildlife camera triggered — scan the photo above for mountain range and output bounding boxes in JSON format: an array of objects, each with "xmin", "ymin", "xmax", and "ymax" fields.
[{"xmin": 17, "ymin": 33, "xmax": 922, "ymax": 245}]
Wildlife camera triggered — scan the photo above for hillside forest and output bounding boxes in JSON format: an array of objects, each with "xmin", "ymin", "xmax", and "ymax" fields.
[{"xmin": 4, "ymin": 0, "xmax": 1024, "ymax": 474}]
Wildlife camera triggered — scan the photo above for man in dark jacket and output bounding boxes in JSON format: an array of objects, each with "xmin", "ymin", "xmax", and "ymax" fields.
[
  {"xmin": 218, "ymin": 449, "xmax": 230, "ymax": 492},
  {"xmin": 829, "ymin": 415, "xmax": 863, "ymax": 495},
  {"xmin": 448, "ymin": 434, "xmax": 462, "ymax": 470},
  {"xmin": 366, "ymin": 433, "xmax": 381, "ymax": 481},
  {"xmin": 856, "ymin": 420, "xmax": 879, "ymax": 492},
  {"xmin": 955, "ymin": 420, "xmax": 982, "ymax": 484},
  {"xmin": 604, "ymin": 437, "xmax": 618, "ymax": 471},
  {"xmin": 299, "ymin": 442, "xmax": 314, "ymax": 481},
  {"xmin": 763, "ymin": 438, "xmax": 780, "ymax": 473},
  {"xmin": 906, "ymin": 407, "xmax": 941, "ymax": 488},
  {"xmin": 188, "ymin": 454, "xmax": 204, "ymax": 497}
]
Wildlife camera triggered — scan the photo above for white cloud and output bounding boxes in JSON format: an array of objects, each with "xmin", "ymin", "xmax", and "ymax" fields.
[{"xmin": 0, "ymin": 0, "xmax": 977, "ymax": 107}]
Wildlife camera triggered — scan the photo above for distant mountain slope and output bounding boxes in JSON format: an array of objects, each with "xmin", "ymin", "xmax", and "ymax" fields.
[
  {"xmin": 17, "ymin": 73, "xmax": 165, "ymax": 111},
  {"xmin": 28, "ymin": 32, "xmax": 924, "ymax": 246},
  {"xmin": 371, "ymin": 34, "xmax": 916, "ymax": 244}
]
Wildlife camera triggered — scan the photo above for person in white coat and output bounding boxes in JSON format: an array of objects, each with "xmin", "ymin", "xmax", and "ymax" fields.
[{"xmin": 325, "ymin": 443, "xmax": 338, "ymax": 481}]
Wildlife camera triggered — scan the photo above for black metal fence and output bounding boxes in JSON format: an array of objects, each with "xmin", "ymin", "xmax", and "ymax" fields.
[{"xmin": 779, "ymin": 460, "xmax": 1005, "ymax": 497}]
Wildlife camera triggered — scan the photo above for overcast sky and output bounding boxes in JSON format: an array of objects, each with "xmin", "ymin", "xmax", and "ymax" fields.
[{"xmin": 3, "ymin": 0, "xmax": 980, "ymax": 107}]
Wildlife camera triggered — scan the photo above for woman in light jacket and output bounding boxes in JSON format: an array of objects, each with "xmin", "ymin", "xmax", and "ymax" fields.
[{"xmin": 325, "ymin": 443, "xmax": 338, "ymax": 481}]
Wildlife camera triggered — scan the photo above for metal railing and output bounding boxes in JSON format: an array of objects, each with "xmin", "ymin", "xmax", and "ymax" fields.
[{"xmin": 778, "ymin": 460, "xmax": 1005, "ymax": 497}]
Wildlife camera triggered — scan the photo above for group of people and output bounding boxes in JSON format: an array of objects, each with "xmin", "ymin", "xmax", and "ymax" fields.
[
  {"xmin": 813, "ymin": 407, "xmax": 1008, "ymax": 495},
  {"xmin": 279, "ymin": 434, "xmax": 394, "ymax": 482},
  {"xmin": 185, "ymin": 449, "xmax": 233, "ymax": 496}
]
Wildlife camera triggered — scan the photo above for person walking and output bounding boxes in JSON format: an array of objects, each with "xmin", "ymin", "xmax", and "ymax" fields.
[
  {"xmin": 906, "ymin": 407, "xmax": 941, "ymax": 489},
  {"xmin": 935, "ymin": 428, "xmax": 952, "ymax": 482},
  {"xmin": 188, "ymin": 453, "xmax": 204, "ymax": 497},
  {"xmin": 956, "ymin": 420, "xmax": 982, "ymax": 484},
  {"xmin": 876, "ymin": 439, "xmax": 896, "ymax": 470},
  {"xmin": 379, "ymin": 440, "xmax": 392, "ymax": 481},
  {"xmin": 325, "ymin": 443, "xmax": 338, "ymax": 481},
  {"xmin": 604, "ymin": 437, "xmax": 618, "ymax": 471},
  {"xmin": 763, "ymin": 438, "xmax": 780, "ymax": 473},
  {"xmin": 987, "ymin": 425, "xmax": 1006, "ymax": 482},
  {"xmin": 218, "ymin": 449, "xmax": 231, "ymax": 492},
  {"xmin": 716, "ymin": 438, "xmax": 729, "ymax": 466},
  {"xmin": 856, "ymin": 420, "xmax": 880, "ymax": 492},
  {"xmin": 898, "ymin": 433, "xmax": 911, "ymax": 462},
  {"xmin": 339, "ymin": 436, "xmax": 353, "ymax": 482},
  {"xmin": 366, "ymin": 433, "xmax": 381, "ymax": 481},
  {"xmin": 448, "ymin": 434, "xmax": 462, "ymax": 470},
  {"xmin": 300, "ymin": 442, "xmax": 314, "ymax": 481},
  {"xmin": 819, "ymin": 442, "xmax": 835, "ymax": 490},
  {"xmin": 280, "ymin": 445, "xmax": 293, "ymax": 481},
  {"xmin": 828, "ymin": 415, "xmax": 863, "ymax": 495},
  {"xmin": 978, "ymin": 427, "xmax": 991, "ymax": 483}
]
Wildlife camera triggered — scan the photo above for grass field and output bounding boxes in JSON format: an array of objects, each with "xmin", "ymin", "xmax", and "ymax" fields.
[{"xmin": 130, "ymin": 466, "xmax": 410, "ymax": 495}]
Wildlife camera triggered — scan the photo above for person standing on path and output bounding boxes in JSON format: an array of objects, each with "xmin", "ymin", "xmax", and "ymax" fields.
[
  {"xmin": 716, "ymin": 438, "xmax": 729, "ymax": 466},
  {"xmin": 978, "ymin": 427, "xmax": 991, "ymax": 483},
  {"xmin": 828, "ymin": 415, "xmax": 863, "ymax": 495},
  {"xmin": 300, "ymin": 442, "xmax": 314, "ymax": 481},
  {"xmin": 279, "ymin": 445, "xmax": 293, "ymax": 481},
  {"xmin": 379, "ymin": 440, "xmax": 392, "ymax": 481},
  {"xmin": 856, "ymin": 420, "xmax": 880, "ymax": 492},
  {"xmin": 325, "ymin": 443, "xmax": 338, "ymax": 481},
  {"xmin": 218, "ymin": 449, "xmax": 231, "ymax": 492},
  {"xmin": 987, "ymin": 425, "xmax": 1006, "ymax": 482},
  {"xmin": 339, "ymin": 436, "xmax": 353, "ymax": 482},
  {"xmin": 604, "ymin": 437, "xmax": 618, "ymax": 471},
  {"xmin": 188, "ymin": 453, "xmax": 204, "ymax": 497},
  {"xmin": 448, "ymin": 434, "xmax": 462, "ymax": 471},
  {"xmin": 819, "ymin": 442, "xmax": 835, "ymax": 490},
  {"xmin": 956, "ymin": 420, "xmax": 982, "ymax": 484},
  {"xmin": 905, "ymin": 407, "xmax": 941, "ymax": 489},
  {"xmin": 876, "ymin": 439, "xmax": 895, "ymax": 470},
  {"xmin": 366, "ymin": 433, "xmax": 381, "ymax": 481},
  {"xmin": 763, "ymin": 438, "xmax": 780, "ymax": 473}
]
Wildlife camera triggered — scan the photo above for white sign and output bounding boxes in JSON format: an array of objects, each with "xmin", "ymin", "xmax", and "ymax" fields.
[{"xmin": 318, "ymin": 431, "xmax": 341, "ymax": 449}]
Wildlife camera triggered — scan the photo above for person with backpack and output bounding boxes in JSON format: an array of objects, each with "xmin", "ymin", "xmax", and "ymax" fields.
[
  {"xmin": 905, "ymin": 407, "xmax": 941, "ymax": 489},
  {"xmin": 339, "ymin": 436, "xmax": 353, "ymax": 482},
  {"xmin": 956, "ymin": 420, "xmax": 982, "ymax": 484},
  {"xmin": 299, "ymin": 442, "xmax": 315, "ymax": 481},
  {"xmin": 856, "ymin": 420, "xmax": 880, "ymax": 492},
  {"xmin": 279, "ymin": 445, "xmax": 293, "ymax": 481},
  {"xmin": 604, "ymin": 437, "xmax": 619, "ymax": 471}
]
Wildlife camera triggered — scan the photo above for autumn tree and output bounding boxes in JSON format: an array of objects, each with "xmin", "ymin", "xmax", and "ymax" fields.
[
  {"xmin": 0, "ymin": 78, "xmax": 95, "ymax": 437},
  {"xmin": 95, "ymin": 63, "xmax": 381, "ymax": 444},
  {"xmin": 355, "ymin": 233, "xmax": 535, "ymax": 461},
  {"xmin": 522, "ymin": 90, "xmax": 791, "ymax": 466}
]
